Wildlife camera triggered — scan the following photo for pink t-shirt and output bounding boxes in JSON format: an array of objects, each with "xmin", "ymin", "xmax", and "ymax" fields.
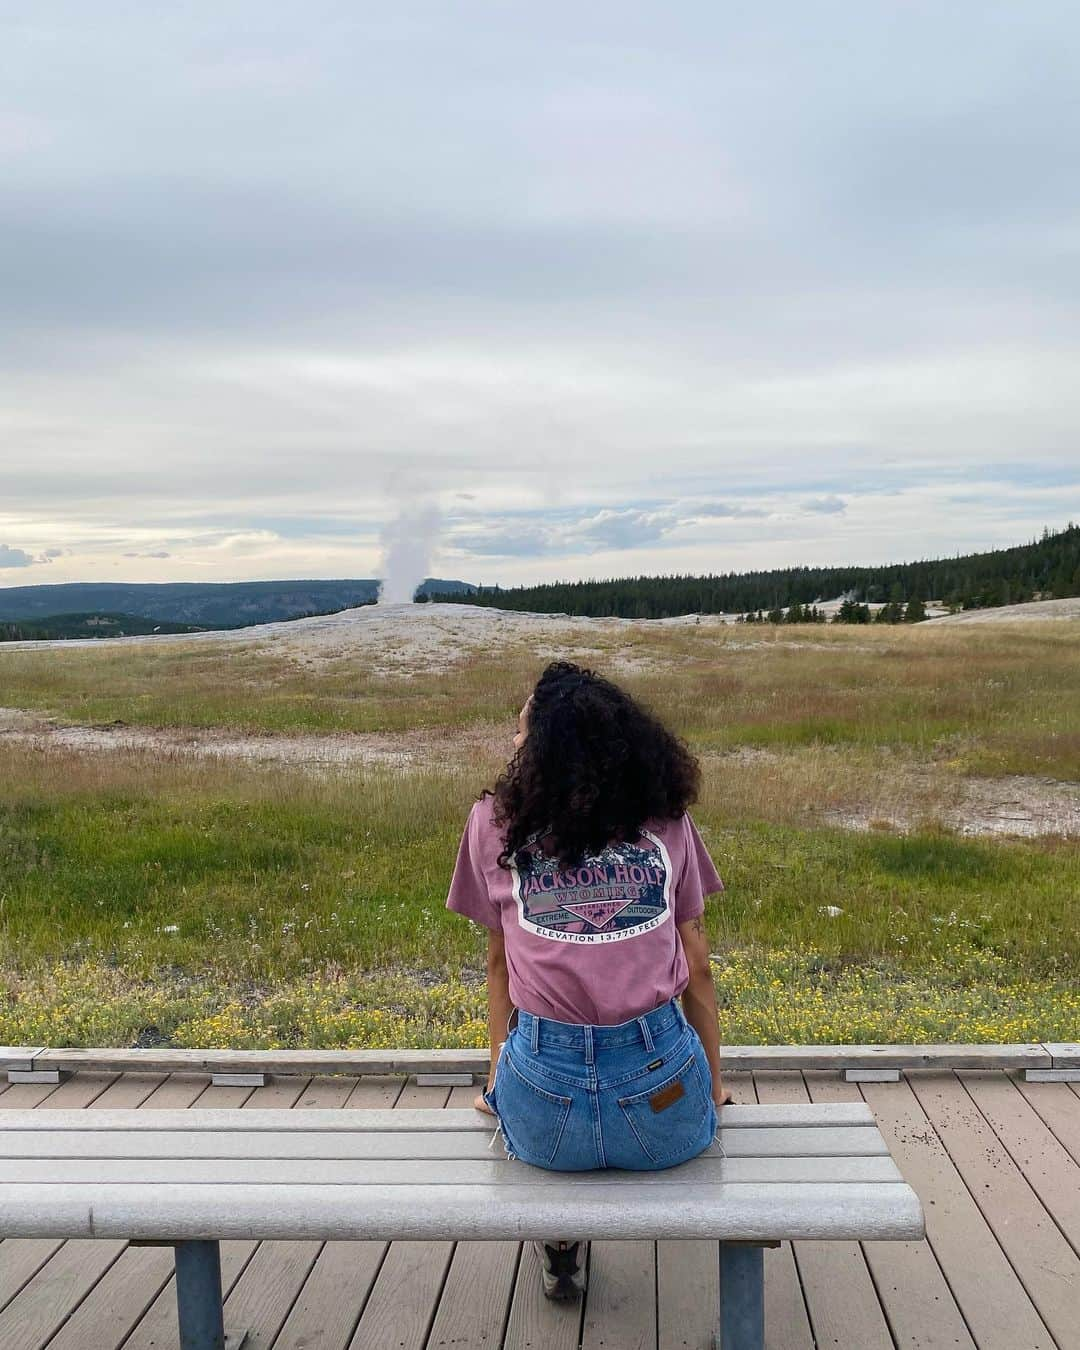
[{"xmin": 446, "ymin": 793, "xmax": 724, "ymax": 1026}]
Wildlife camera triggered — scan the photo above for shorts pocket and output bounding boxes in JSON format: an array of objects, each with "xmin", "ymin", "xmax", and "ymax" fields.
[
  {"xmin": 492, "ymin": 1051, "xmax": 573, "ymax": 1167},
  {"xmin": 616, "ymin": 1051, "xmax": 712, "ymax": 1165}
]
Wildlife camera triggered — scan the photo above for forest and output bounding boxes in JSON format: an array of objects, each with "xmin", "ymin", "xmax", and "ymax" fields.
[{"xmin": 428, "ymin": 524, "xmax": 1080, "ymax": 620}]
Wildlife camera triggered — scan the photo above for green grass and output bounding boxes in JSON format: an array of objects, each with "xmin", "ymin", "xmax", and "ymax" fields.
[{"xmin": 0, "ymin": 744, "xmax": 1077, "ymax": 1046}]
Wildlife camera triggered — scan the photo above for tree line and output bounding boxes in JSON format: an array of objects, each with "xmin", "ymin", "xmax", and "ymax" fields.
[{"xmin": 427, "ymin": 523, "xmax": 1080, "ymax": 620}]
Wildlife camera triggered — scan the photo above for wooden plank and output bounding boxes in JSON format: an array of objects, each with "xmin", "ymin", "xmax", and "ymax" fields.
[
  {"xmin": 348, "ymin": 1239, "xmax": 453, "ymax": 1350},
  {"xmin": 0, "ymin": 1239, "xmax": 123, "ymax": 1350},
  {"xmin": 908, "ymin": 1071, "xmax": 1080, "ymax": 1346},
  {"xmin": 220, "ymin": 1237, "xmax": 323, "ymax": 1348},
  {"xmin": 503, "ymin": 1238, "xmax": 582, "ymax": 1350},
  {"xmin": 755, "ymin": 1071, "xmax": 893, "ymax": 1350},
  {"xmin": 958, "ymin": 1070, "xmax": 1080, "ymax": 1258},
  {"xmin": 192, "ymin": 1079, "xmax": 256, "ymax": 1110},
  {"xmin": 0, "ymin": 1082, "xmax": 59, "ymax": 1110},
  {"xmin": 725, "ymin": 1043, "xmax": 1050, "ymax": 1070},
  {"xmin": 44, "ymin": 1244, "xmax": 175, "ymax": 1350},
  {"xmin": 344, "ymin": 1074, "xmax": 406, "ymax": 1108},
  {"xmin": 862, "ymin": 1076, "xmax": 1055, "ymax": 1350},
  {"xmin": 0, "ymin": 1154, "xmax": 904, "ymax": 1186},
  {"xmin": 140, "ymin": 1072, "xmax": 214, "ymax": 1110},
  {"xmin": 580, "ymin": 1240, "xmax": 656, "ymax": 1350},
  {"xmin": 426, "ymin": 1238, "xmax": 520, "ymax": 1348},
  {"xmin": 657, "ymin": 1239, "xmax": 719, "ymax": 1350},
  {"xmin": 1045, "ymin": 1042, "xmax": 1080, "ymax": 1067},
  {"xmin": 274, "ymin": 1240, "xmax": 386, "ymax": 1350},
  {"xmin": 27, "ymin": 1043, "xmax": 1057, "ymax": 1074},
  {"xmin": 83, "ymin": 1071, "xmax": 165, "ymax": 1108},
  {"xmin": 298, "ymin": 1074, "xmax": 369, "ymax": 1109},
  {"xmin": 0, "ymin": 1239, "xmax": 65, "ymax": 1317},
  {"xmin": 804, "ymin": 1071, "xmax": 976, "ymax": 1350},
  {"xmin": 1014, "ymin": 1072, "xmax": 1080, "ymax": 1165},
  {"xmin": 34, "ymin": 1046, "xmax": 478, "ymax": 1074},
  {"xmin": 0, "ymin": 1049, "xmax": 41, "ymax": 1073},
  {"xmin": 37, "ymin": 1070, "xmax": 119, "ymax": 1110}
]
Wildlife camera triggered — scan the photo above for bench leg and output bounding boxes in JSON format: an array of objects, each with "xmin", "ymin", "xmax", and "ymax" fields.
[
  {"xmin": 174, "ymin": 1240, "xmax": 235, "ymax": 1350},
  {"xmin": 717, "ymin": 1242, "xmax": 764, "ymax": 1350}
]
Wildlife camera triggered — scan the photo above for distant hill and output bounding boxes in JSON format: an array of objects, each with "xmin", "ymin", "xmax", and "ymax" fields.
[
  {"xmin": 429, "ymin": 524, "xmax": 1080, "ymax": 620},
  {"xmin": 0, "ymin": 578, "xmax": 478, "ymax": 628},
  {"xmin": 0, "ymin": 612, "xmax": 206, "ymax": 642}
]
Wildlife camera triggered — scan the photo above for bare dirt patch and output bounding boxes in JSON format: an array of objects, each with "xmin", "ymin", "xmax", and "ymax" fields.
[
  {"xmin": 0, "ymin": 706, "xmax": 510, "ymax": 771},
  {"xmin": 821, "ymin": 772, "xmax": 1080, "ymax": 839}
]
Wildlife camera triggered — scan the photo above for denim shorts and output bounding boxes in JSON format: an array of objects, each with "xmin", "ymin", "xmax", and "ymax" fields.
[{"xmin": 482, "ymin": 997, "xmax": 718, "ymax": 1171}]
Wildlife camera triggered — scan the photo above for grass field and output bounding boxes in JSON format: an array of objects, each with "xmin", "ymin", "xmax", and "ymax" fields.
[{"xmin": 1, "ymin": 615, "xmax": 1078, "ymax": 1047}]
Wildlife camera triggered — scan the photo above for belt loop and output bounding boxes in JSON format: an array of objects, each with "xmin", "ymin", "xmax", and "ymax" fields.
[
  {"xmin": 638, "ymin": 1015, "xmax": 655, "ymax": 1052},
  {"xmin": 530, "ymin": 1013, "xmax": 540, "ymax": 1055},
  {"xmin": 584, "ymin": 1024, "xmax": 595, "ymax": 1066}
]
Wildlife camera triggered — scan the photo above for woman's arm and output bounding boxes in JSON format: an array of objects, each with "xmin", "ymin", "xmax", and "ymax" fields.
[
  {"xmin": 475, "ymin": 928, "xmax": 514, "ymax": 1114},
  {"xmin": 677, "ymin": 916, "xmax": 733, "ymax": 1106}
]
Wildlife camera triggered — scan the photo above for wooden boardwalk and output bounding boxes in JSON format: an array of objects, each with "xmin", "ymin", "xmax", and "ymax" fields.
[{"xmin": 1, "ymin": 1068, "xmax": 1077, "ymax": 1349}]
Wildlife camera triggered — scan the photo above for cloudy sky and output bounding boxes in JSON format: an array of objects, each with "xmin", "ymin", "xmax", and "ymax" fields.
[{"xmin": 2, "ymin": 2, "xmax": 1078, "ymax": 591}]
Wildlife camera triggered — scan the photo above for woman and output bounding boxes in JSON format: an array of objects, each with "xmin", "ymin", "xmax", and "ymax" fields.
[{"xmin": 446, "ymin": 660, "xmax": 732, "ymax": 1301}]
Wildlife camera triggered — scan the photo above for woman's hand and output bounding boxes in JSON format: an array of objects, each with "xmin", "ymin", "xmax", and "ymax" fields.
[
  {"xmin": 474, "ymin": 1090, "xmax": 495, "ymax": 1115},
  {"xmin": 714, "ymin": 1087, "xmax": 735, "ymax": 1107}
]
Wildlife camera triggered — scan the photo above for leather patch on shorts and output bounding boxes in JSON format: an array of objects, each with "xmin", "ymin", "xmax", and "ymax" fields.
[{"xmin": 649, "ymin": 1080, "xmax": 686, "ymax": 1113}]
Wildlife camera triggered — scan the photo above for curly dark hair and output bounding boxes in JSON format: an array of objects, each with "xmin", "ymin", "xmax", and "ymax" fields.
[{"xmin": 485, "ymin": 660, "xmax": 701, "ymax": 871}]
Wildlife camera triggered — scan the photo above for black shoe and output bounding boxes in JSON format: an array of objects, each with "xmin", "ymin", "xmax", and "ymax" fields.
[{"xmin": 533, "ymin": 1240, "xmax": 587, "ymax": 1300}]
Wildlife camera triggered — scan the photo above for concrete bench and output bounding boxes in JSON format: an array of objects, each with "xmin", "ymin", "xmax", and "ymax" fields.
[{"xmin": 0, "ymin": 1103, "xmax": 923, "ymax": 1349}]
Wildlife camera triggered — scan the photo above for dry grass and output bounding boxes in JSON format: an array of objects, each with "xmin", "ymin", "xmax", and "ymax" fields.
[{"xmin": 2, "ymin": 617, "xmax": 1078, "ymax": 775}]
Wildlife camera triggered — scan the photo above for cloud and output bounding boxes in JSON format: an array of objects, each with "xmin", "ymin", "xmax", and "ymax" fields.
[
  {"xmin": 123, "ymin": 550, "xmax": 172, "ymax": 558},
  {"xmin": 1, "ymin": 5, "xmax": 1078, "ymax": 586},
  {"xmin": 0, "ymin": 544, "xmax": 36, "ymax": 568},
  {"xmin": 802, "ymin": 495, "xmax": 847, "ymax": 515},
  {"xmin": 448, "ymin": 499, "xmax": 772, "ymax": 559},
  {"xmin": 692, "ymin": 502, "xmax": 770, "ymax": 520}
]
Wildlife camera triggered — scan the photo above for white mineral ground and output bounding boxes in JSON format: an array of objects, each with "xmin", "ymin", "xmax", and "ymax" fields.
[{"xmin": 2, "ymin": 600, "xmax": 1078, "ymax": 838}]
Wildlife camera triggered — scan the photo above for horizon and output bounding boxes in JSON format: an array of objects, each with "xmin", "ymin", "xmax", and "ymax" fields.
[
  {"xmin": 3, "ymin": 5, "xmax": 1079, "ymax": 592},
  {"xmin": 0, "ymin": 517, "xmax": 1074, "ymax": 597}
]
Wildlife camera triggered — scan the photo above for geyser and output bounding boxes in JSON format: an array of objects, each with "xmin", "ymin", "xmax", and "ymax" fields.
[{"xmin": 378, "ymin": 501, "xmax": 441, "ymax": 604}]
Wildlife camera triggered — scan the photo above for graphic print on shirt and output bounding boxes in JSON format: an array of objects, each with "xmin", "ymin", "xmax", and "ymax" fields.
[{"xmin": 509, "ymin": 830, "xmax": 674, "ymax": 944}]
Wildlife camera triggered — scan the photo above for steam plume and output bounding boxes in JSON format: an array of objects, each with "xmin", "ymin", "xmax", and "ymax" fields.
[{"xmin": 377, "ymin": 501, "xmax": 441, "ymax": 604}]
